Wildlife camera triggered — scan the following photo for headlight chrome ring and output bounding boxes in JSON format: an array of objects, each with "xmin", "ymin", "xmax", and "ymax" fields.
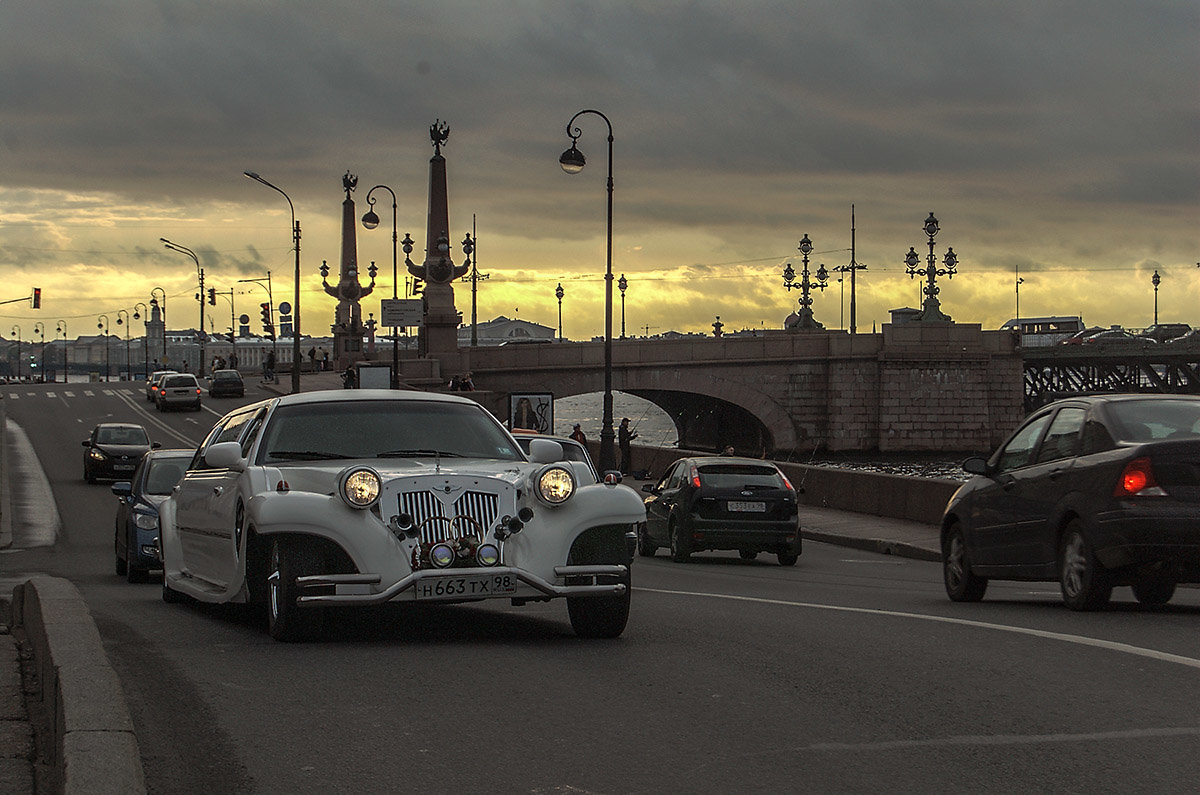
[
  {"xmin": 339, "ymin": 467, "xmax": 381, "ymax": 509},
  {"xmin": 537, "ymin": 466, "xmax": 575, "ymax": 505}
]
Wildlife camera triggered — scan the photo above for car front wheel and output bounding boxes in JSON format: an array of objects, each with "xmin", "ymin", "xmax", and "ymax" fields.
[
  {"xmin": 636, "ymin": 524, "xmax": 656, "ymax": 557},
  {"xmin": 268, "ymin": 536, "xmax": 326, "ymax": 642},
  {"xmin": 1059, "ymin": 521, "xmax": 1112, "ymax": 611},
  {"xmin": 126, "ymin": 527, "xmax": 149, "ymax": 583},
  {"xmin": 776, "ymin": 552, "xmax": 798, "ymax": 566},
  {"xmin": 943, "ymin": 522, "xmax": 988, "ymax": 602}
]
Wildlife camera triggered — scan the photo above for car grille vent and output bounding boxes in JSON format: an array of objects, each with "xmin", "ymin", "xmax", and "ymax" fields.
[{"xmin": 399, "ymin": 490, "xmax": 500, "ymax": 545}]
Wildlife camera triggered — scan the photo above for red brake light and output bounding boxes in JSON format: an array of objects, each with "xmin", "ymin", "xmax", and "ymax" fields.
[
  {"xmin": 690, "ymin": 465, "xmax": 701, "ymax": 489},
  {"xmin": 195, "ymin": 388, "xmax": 202, "ymax": 395},
  {"xmin": 779, "ymin": 472, "xmax": 796, "ymax": 492},
  {"xmin": 1114, "ymin": 457, "xmax": 1166, "ymax": 497}
]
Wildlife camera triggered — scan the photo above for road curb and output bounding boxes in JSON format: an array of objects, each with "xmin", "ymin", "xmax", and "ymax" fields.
[
  {"xmin": 804, "ymin": 530, "xmax": 942, "ymax": 563},
  {"xmin": 9, "ymin": 576, "xmax": 146, "ymax": 794}
]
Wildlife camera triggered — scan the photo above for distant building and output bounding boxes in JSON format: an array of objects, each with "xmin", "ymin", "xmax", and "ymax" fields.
[{"xmin": 458, "ymin": 316, "xmax": 554, "ymax": 346}]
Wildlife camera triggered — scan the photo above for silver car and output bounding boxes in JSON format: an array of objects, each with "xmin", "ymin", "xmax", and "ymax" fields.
[{"xmin": 155, "ymin": 373, "xmax": 202, "ymax": 411}]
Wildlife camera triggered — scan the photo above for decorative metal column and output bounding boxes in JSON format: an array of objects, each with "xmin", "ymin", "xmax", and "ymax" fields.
[
  {"xmin": 782, "ymin": 234, "xmax": 829, "ymax": 330},
  {"xmin": 904, "ymin": 212, "xmax": 958, "ymax": 323}
]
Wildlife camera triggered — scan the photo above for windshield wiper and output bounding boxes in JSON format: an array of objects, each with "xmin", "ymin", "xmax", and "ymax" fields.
[
  {"xmin": 268, "ymin": 450, "xmax": 351, "ymax": 460},
  {"xmin": 376, "ymin": 449, "xmax": 463, "ymax": 458}
]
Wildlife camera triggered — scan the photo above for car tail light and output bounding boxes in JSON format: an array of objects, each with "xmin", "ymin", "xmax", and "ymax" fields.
[
  {"xmin": 689, "ymin": 465, "xmax": 701, "ymax": 489},
  {"xmin": 779, "ymin": 471, "xmax": 796, "ymax": 492},
  {"xmin": 1114, "ymin": 457, "xmax": 1167, "ymax": 497},
  {"xmin": 195, "ymin": 388, "xmax": 202, "ymax": 395}
]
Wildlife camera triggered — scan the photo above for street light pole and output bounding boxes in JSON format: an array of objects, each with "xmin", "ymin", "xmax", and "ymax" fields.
[
  {"xmin": 244, "ymin": 171, "xmax": 301, "ymax": 393},
  {"xmin": 116, "ymin": 310, "xmax": 130, "ymax": 379},
  {"xmin": 904, "ymin": 212, "xmax": 958, "ymax": 323},
  {"xmin": 782, "ymin": 234, "xmax": 829, "ymax": 330},
  {"xmin": 555, "ymin": 283, "xmax": 564, "ymax": 340},
  {"xmin": 237, "ymin": 272, "xmax": 275, "ymax": 377},
  {"xmin": 362, "ymin": 184, "xmax": 400, "ymax": 388},
  {"xmin": 618, "ymin": 274, "xmax": 628, "ymax": 339},
  {"xmin": 1152, "ymin": 270, "xmax": 1161, "ymax": 325},
  {"xmin": 33, "ymin": 322, "xmax": 45, "ymax": 382},
  {"xmin": 160, "ymin": 238, "xmax": 206, "ymax": 375},
  {"xmin": 150, "ymin": 288, "xmax": 167, "ymax": 368},
  {"xmin": 10, "ymin": 326, "xmax": 19, "ymax": 381},
  {"xmin": 56, "ymin": 321, "xmax": 67, "ymax": 382},
  {"xmin": 133, "ymin": 303, "xmax": 148, "ymax": 376},
  {"xmin": 560, "ymin": 109, "xmax": 617, "ymax": 472},
  {"xmin": 97, "ymin": 314, "xmax": 110, "ymax": 381}
]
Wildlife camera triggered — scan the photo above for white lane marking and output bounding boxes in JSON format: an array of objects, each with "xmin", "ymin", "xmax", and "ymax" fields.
[
  {"xmin": 640, "ymin": 587, "xmax": 1200, "ymax": 671},
  {"xmin": 111, "ymin": 390, "xmax": 199, "ymax": 448},
  {"xmin": 63, "ymin": 391, "xmax": 75, "ymax": 398},
  {"xmin": 83, "ymin": 390, "xmax": 94, "ymax": 396},
  {"xmin": 6, "ymin": 394, "xmax": 16, "ymax": 400}
]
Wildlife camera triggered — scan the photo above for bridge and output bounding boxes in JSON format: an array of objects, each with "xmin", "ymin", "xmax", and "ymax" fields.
[
  {"xmin": 445, "ymin": 322, "xmax": 1026, "ymax": 456},
  {"xmin": 1023, "ymin": 340, "xmax": 1200, "ymax": 411}
]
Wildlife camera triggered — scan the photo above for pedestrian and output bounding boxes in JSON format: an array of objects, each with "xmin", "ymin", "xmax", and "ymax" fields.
[
  {"xmin": 570, "ymin": 424, "xmax": 587, "ymax": 445},
  {"xmin": 308, "ymin": 347, "xmax": 316, "ymax": 371},
  {"xmin": 618, "ymin": 417, "xmax": 638, "ymax": 474},
  {"xmin": 342, "ymin": 366, "xmax": 356, "ymax": 389},
  {"xmin": 721, "ymin": 445, "xmax": 735, "ymax": 456},
  {"xmin": 322, "ymin": 350, "xmax": 329, "ymax": 371},
  {"xmin": 264, "ymin": 351, "xmax": 276, "ymax": 383},
  {"xmin": 461, "ymin": 372, "xmax": 475, "ymax": 391}
]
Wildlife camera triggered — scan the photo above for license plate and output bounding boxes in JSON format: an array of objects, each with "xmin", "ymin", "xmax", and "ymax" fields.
[
  {"xmin": 728, "ymin": 501, "xmax": 766, "ymax": 512},
  {"xmin": 414, "ymin": 573, "xmax": 517, "ymax": 600}
]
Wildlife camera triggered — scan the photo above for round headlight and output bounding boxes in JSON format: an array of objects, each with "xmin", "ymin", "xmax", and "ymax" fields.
[
  {"xmin": 537, "ymin": 466, "xmax": 575, "ymax": 504},
  {"xmin": 477, "ymin": 543, "xmax": 500, "ymax": 567},
  {"xmin": 341, "ymin": 468, "xmax": 381, "ymax": 508},
  {"xmin": 429, "ymin": 542, "xmax": 456, "ymax": 568}
]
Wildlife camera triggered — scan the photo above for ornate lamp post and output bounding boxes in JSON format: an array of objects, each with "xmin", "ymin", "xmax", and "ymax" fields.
[
  {"xmin": 559, "ymin": 108, "xmax": 617, "ymax": 472},
  {"xmin": 238, "ymin": 271, "xmax": 275, "ymax": 376},
  {"xmin": 1152, "ymin": 270, "xmax": 1161, "ymax": 325},
  {"xmin": 33, "ymin": 322, "xmax": 45, "ymax": 381},
  {"xmin": 904, "ymin": 212, "xmax": 958, "ymax": 322},
  {"xmin": 97, "ymin": 314, "xmax": 110, "ymax": 381},
  {"xmin": 133, "ymin": 302, "xmax": 148, "ymax": 376},
  {"xmin": 116, "ymin": 310, "xmax": 131, "ymax": 380},
  {"xmin": 160, "ymin": 238, "xmax": 206, "ymax": 373},
  {"xmin": 150, "ymin": 287, "xmax": 167, "ymax": 368},
  {"xmin": 555, "ymin": 283, "xmax": 564, "ymax": 340},
  {"xmin": 56, "ymin": 321, "xmax": 67, "ymax": 382},
  {"xmin": 244, "ymin": 171, "xmax": 301, "ymax": 393},
  {"xmin": 362, "ymin": 183, "xmax": 401, "ymax": 388},
  {"xmin": 10, "ymin": 326, "xmax": 19, "ymax": 381},
  {"xmin": 618, "ymin": 274, "xmax": 628, "ymax": 339},
  {"xmin": 458, "ymin": 216, "xmax": 487, "ymax": 347},
  {"xmin": 782, "ymin": 234, "xmax": 829, "ymax": 330}
]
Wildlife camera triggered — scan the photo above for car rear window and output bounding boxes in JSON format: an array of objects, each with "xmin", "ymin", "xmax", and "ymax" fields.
[
  {"xmin": 163, "ymin": 375, "xmax": 197, "ymax": 387},
  {"xmin": 1108, "ymin": 400, "xmax": 1200, "ymax": 442},
  {"xmin": 696, "ymin": 464, "xmax": 784, "ymax": 488}
]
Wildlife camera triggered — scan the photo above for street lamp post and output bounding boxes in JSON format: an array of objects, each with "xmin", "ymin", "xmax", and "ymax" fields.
[
  {"xmin": 555, "ymin": 283, "xmax": 564, "ymax": 340},
  {"xmin": 150, "ymin": 288, "xmax": 167, "ymax": 368},
  {"xmin": 133, "ymin": 302, "xmax": 148, "ymax": 376},
  {"xmin": 618, "ymin": 274, "xmax": 628, "ymax": 339},
  {"xmin": 1152, "ymin": 270, "xmax": 1161, "ymax": 325},
  {"xmin": 361, "ymin": 184, "xmax": 400, "ymax": 388},
  {"xmin": 10, "ymin": 326, "xmax": 19, "ymax": 381},
  {"xmin": 160, "ymin": 239, "xmax": 206, "ymax": 374},
  {"xmin": 238, "ymin": 272, "xmax": 275, "ymax": 377},
  {"xmin": 904, "ymin": 212, "xmax": 958, "ymax": 323},
  {"xmin": 116, "ymin": 310, "xmax": 130, "ymax": 380},
  {"xmin": 33, "ymin": 322, "xmax": 45, "ymax": 382},
  {"xmin": 56, "ymin": 321, "xmax": 67, "ymax": 382},
  {"xmin": 560, "ymin": 109, "xmax": 617, "ymax": 472},
  {"xmin": 1015, "ymin": 265, "xmax": 1024, "ymax": 329},
  {"xmin": 782, "ymin": 234, "xmax": 829, "ymax": 330},
  {"xmin": 97, "ymin": 314, "xmax": 110, "ymax": 381},
  {"xmin": 244, "ymin": 171, "xmax": 302, "ymax": 393}
]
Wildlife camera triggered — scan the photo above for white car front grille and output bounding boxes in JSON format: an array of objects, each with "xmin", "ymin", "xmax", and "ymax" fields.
[{"xmin": 398, "ymin": 489, "xmax": 501, "ymax": 545}]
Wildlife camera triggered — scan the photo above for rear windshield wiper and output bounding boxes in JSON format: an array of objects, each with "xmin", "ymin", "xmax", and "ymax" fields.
[
  {"xmin": 376, "ymin": 449, "xmax": 463, "ymax": 458},
  {"xmin": 268, "ymin": 450, "xmax": 351, "ymax": 460}
]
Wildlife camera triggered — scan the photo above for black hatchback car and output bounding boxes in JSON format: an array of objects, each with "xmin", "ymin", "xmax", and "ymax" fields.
[
  {"xmin": 83, "ymin": 423, "xmax": 159, "ymax": 483},
  {"xmin": 208, "ymin": 368, "xmax": 245, "ymax": 398},
  {"xmin": 640, "ymin": 456, "xmax": 801, "ymax": 565},
  {"xmin": 941, "ymin": 394, "xmax": 1200, "ymax": 610}
]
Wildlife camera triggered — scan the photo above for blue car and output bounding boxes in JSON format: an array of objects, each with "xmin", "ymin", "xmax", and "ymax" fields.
[{"xmin": 113, "ymin": 449, "xmax": 192, "ymax": 583}]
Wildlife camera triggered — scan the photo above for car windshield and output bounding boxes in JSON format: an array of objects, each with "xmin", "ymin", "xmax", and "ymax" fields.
[
  {"xmin": 696, "ymin": 464, "xmax": 785, "ymax": 489},
  {"xmin": 257, "ymin": 400, "xmax": 524, "ymax": 464},
  {"xmin": 96, "ymin": 427, "xmax": 149, "ymax": 445},
  {"xmin": 1107, "ymin": 400, "xmax": 1200, "ymax": 442},
  {"xmin": 144, "ymin": 458, "xmax": 187, "ymax": 495}
]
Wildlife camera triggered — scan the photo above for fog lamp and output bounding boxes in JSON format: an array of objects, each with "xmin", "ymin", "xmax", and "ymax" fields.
[
  {"xmin": 477, "ymin": 543, "xmax": 500, "ymax": 567},
  {"xmin": 430, "ymin": 542, "xmax": 456, "ymax": 568}
]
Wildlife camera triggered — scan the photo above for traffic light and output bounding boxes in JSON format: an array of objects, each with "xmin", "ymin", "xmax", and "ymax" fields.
[
  {"xmin": 411, "ymin": 277, "xmax": 424, "ymax": 296},
  {"xmin": 207, "ymin": 287, "xmax": 216, "ymax": 306},
  {"xmin": 260, "ymin": 302, "xmax": 275, "ymax": 340},
  {"xmin": 31, "ymin": 288, "xmax": 41, "ymax": 309}
]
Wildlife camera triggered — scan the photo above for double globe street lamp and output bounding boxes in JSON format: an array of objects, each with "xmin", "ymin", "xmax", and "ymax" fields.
[{"xmin": 559, "ymin": 109, "xmax": 617, "ymax": 472}]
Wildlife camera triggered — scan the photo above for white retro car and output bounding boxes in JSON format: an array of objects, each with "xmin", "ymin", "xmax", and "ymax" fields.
[{"xmin": 158, "ymin": 389, "xmax": 646, "ymax": 642}]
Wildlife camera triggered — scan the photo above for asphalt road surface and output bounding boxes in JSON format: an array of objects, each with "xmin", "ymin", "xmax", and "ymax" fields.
[{"xmin": 3, "ymin": 381, "xmax": 1200, "ymax": 793}]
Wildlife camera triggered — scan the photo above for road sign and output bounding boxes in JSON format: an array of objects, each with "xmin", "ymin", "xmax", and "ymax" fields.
[{"xmin": 381, "ymin": 298, "xmax": 423, "ymax": 327}]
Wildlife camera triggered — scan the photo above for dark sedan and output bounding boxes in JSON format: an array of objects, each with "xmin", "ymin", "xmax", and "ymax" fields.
[
  {"xmin": 208, "ymin": 369, "xmax": 245, "ymax": 398},
  {"xmin": 83, "ymin": 423, "xmax": 159, "ymax": 483},
  {"xmin": 640, "ymin": 456, "xmax": 801, "ymax": 565},
  {"xmin": 941, "ymin": 394, "xmax": 1200, "ymax": 610},
  {"xmin": 113, "ymin": 449, "xmax": 192, "ymax": 582}
]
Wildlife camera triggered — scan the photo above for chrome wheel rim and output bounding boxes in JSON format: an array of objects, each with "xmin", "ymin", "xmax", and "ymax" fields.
[
  {"xmin": 946, "ymin": 535, "xmax": 966, "ymax": 589},
  {"xmin": 1062, "ymin": 534, "xmax": 1086, "ymax": 597},
  {"xmin": 268, "ymin": 544, "xmax": 281, "ymax": 619}
]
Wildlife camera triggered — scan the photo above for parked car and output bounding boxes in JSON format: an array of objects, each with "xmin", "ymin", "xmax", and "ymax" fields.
[
  {"xmin": 1082, "ymin": 328, "xmax": 1147, "ymax": 345},
  {"xmin": 146, "ymin": 370, "xmax": 177, "ymax": 402},
  {"xmin": 941, "ymin": 394, "xmax": 1200, "ymax": 610},
  {"xmin": 157, "ymin": 389, "xmax": 646, "ymax": 642},
  {"xmin": 155, "ymin": 373, "xmax": 202, "ymax": 411},
  {"xmin": 1165, "ymin": 329, "xmax": 1200, "ymax": 346},
  {"xmin": 514, "ymin": 432, "xmax": 637, "ymax": 563},
  {"xmin": 208, "ymin": 369, "xmax": 245, "ymax": 398},
  {"xmin": 639, "ymin": 456, "xmax": 801, "ymax": 565},
  {"xmin": 83, "ymin": 423, "xmax": 159, "ymax": 483},
  {"xmin": 112, "ymin": 449, "xmax": 192, "ymax": 582},
  {"xmin": 1058, "ymin": 326, "xmax": 1104, "ymax": 345},
  {"xmin": 1139, "ymin": 323, "xmax": 1191, "ymax": 344}
]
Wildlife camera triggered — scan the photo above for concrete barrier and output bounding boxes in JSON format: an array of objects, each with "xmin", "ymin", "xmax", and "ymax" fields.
[{"xmin": 10, "ymin": 576, "xmax": 146, "ymax": 794}]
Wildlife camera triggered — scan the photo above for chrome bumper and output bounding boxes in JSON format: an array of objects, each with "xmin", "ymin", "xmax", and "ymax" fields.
[{"xmin": 295, "ymin": 564, "xmax": 628, "ymax": 605}]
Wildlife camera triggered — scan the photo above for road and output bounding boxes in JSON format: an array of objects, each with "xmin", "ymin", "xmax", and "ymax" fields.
[{"xmin": 3, "ymin": 380, "xmax": 1200, "ymax": 793}]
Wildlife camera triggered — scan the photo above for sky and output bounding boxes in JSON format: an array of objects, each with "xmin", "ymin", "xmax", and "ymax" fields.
[{"xmin": 0, "ymin": 0, "xmax": 1197, "ymax": 342}]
